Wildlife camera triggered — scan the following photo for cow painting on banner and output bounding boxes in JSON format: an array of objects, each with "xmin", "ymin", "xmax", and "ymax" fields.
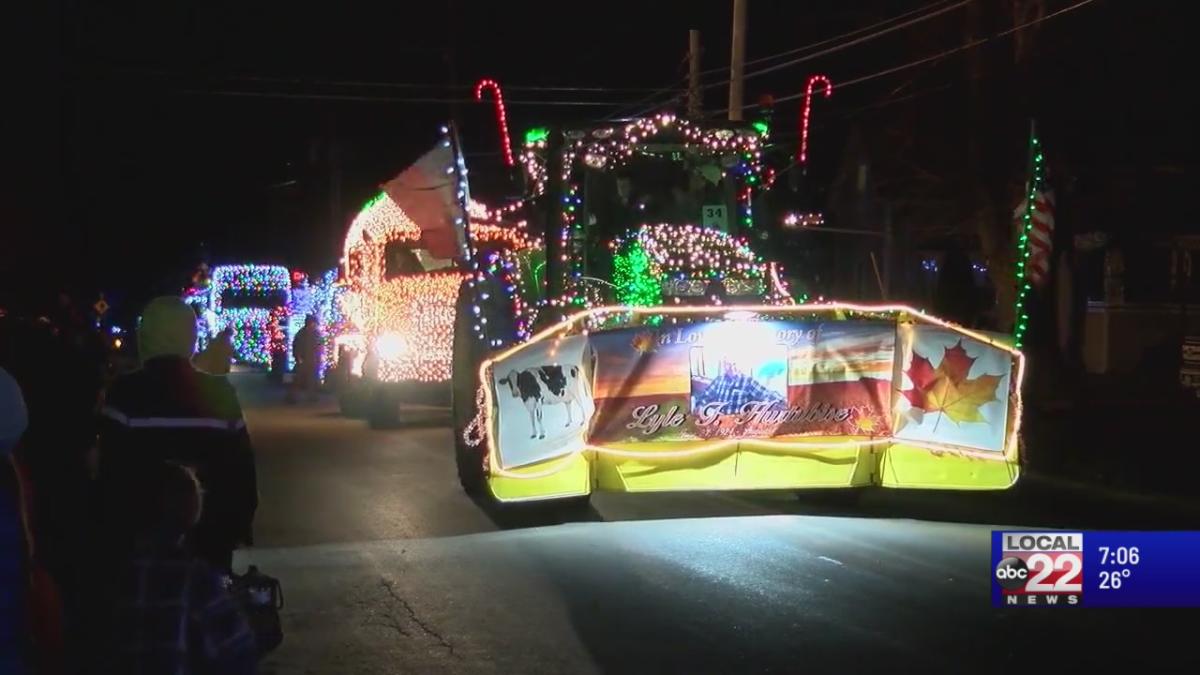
[
  {"xmin": 498, "ymin": 365, "xmax": 588, "ymax": 439},
  {"xmin": 587, "ymin": 319, "xmax": 897, "ymax": 444},
  {"xmin": 491, "ymin": 334, "xmax": 596, "ymax": 469}
]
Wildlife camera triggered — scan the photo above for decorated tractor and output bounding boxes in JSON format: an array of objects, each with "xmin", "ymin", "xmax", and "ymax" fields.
[
  {"xmin": 448, "ymin": 114, "xmax": 1025, "ymax": 507},
  {"xmin": 186, "ymin": 264, "xmax": 292, "ymax": 367},
  {"xmin": 332, "ymin": 131, "xmax": 543, "ymax": 425},
  {"xmin": 331, "ymin": 115, "xmax": 1024, "ymax": 505}
]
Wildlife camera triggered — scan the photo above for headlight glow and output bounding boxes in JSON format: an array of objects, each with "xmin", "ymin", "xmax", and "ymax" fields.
[{"xmin": 375, "ymin": 332, "xmax": 408, "ymax": 361}]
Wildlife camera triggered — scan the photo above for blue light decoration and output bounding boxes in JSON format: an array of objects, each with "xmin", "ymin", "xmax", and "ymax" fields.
[
  {"xmin": 284, "ymin": 267, "xmax": 341, "ymax": 378},
  {"xmin": 183, "ymin": 283, "xmax": 213, "ymax": 353},
  {"xmin": 207, "ymin": 264, "xmax": 292, "ymax": 366}
]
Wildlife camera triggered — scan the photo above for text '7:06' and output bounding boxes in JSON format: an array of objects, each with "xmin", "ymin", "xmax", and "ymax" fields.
[{"xmin": 1098, "ymin": 546, "xmax": 1140, "ymax": 566}]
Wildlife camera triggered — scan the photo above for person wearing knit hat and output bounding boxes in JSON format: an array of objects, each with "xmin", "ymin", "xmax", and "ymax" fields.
[
  {"xmin": 98, "ymin": 296, "xmax": 258, "ymax": 574},
  {"xmin": 137, "ymin": 296, "xmax": 198, "ymax": 363}
]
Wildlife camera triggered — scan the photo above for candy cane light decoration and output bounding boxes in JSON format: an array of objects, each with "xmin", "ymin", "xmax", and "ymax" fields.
[
  {"xmin": 474, "ymin": 78, "xmax": 514, "ymax": 167},
  {"xmin": 798, "ymin": 74, "xmax": 833, "ymax": 166}
]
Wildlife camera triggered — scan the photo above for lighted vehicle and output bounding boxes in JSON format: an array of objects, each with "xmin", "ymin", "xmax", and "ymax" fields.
[
  {"xmin": 333, "ymin": 167, "xmax": 540, "ymax": 425},
  {"xmin": 449, "ymin": 115, "xmax": 1025, "ymax": 505},
  {"xmin": 187, "ymin": 264, "xmax": 292, "ymax": 367}
]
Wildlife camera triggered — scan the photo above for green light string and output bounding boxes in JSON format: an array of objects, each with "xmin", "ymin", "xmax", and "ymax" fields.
[
  {"xmin": 1012, "ymin": 131, "xmax": 1043, "ymax": 349},
  {"xmin": 613, "ymin": 240, "xmax": 663, "ymax": 307}
]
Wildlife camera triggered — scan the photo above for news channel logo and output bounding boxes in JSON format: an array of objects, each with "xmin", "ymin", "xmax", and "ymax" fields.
[{"xmin": 994, "ymin": 532, "xmax": 1083, "ymax": 606}]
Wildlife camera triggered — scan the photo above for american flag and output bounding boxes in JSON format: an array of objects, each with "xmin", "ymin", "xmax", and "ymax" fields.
[{"xmin": 1014, "ymin": 186, "xmax": 1056, "ymax": 287}]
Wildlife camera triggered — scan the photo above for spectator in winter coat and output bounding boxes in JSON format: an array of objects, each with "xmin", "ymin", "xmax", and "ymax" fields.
[
  {"xmin": 1, "ymin": 367, "xmax": 31, "ymax": 674},
  {"xmin": 287, "ymin": 316, "xmax": 320, "ymax": 403},
  {"xmin": 98, "ymin": 296, "xmax": 258, "ymax": 573}
]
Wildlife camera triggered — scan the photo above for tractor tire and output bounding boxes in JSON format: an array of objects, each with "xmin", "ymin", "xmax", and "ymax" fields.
[{"xmin": 452, "ymin": 282, "xmax": 487, "ymax": 496}]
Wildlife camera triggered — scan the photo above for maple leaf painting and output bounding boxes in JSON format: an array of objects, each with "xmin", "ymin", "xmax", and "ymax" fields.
[
  {"xmin": 630, "ymin": 331, "xmax": 656, "ymax": 353},
  {"xmin": 901, "ymin": 340, "xmax": 1002, "ymax": 428}
]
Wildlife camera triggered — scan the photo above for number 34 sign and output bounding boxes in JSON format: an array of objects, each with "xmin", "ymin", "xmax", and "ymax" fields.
[{"xmin": 702, "ymin": 205, "xmax": 728, "ymax": 231}]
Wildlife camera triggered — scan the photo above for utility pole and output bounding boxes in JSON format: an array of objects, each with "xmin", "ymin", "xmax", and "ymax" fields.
[
  {"xmin": 728, "ymin": 0, "xmax": 747, "ymax": 121},
  {"xmin": 687, "ymin": 30, "xmax": 702, "ymax": 119},
  {"xmin": 328, "ymin": 114, "xmax": 342, "ymax": 259}
]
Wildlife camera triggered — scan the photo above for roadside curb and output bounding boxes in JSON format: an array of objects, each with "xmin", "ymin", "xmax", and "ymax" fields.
[{"xmin": 1022, "ymin": 472, "xmax": 1200, "ymax": 511}]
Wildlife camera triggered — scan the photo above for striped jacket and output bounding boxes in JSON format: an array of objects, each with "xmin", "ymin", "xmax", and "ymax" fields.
[{"xmin": 98, "ymin": 357, "xmax": 258, "ymax": 561}]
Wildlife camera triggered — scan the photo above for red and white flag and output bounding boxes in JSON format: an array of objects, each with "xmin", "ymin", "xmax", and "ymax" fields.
[
  {"xmin": 1014, "ymin": 186, "xmax": 1055, "ymax": 287},
  {"xmin": 381, "ymin": 141, "xmax": 468, "ymax": 260}
]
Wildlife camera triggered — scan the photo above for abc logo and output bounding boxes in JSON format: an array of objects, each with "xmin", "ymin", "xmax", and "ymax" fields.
[{"xmin": 995, "ymin": 557, "xmax": 1029, "ymax": 590}]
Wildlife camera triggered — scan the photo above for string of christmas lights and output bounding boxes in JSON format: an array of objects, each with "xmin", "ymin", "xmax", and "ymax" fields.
[
  {"xmin": 798, "ymin": 75, "xmax": 833, "ymax": 166},
  {"xmin": 474, "ymin": 79, "xmax": 515, "ymax": 167},
  {"xmin": 1012, "ymin": 128, "xmax": 1044, "ymax": 348},
  {"xmin": 283, "ymin": 268, "xmax": 342, "ymax": 376},
  {"xmin": 341, "ymin": 189, "xmax": 464, "ymax": 383},
  {"xmin": 210, "ymin": 265, "xmax": 291, "ymax": 312},
  {"xmin": 612, "ymin": 240, "xmax": 663, "ymax": 307},
  {"xmin": 223, "ymin": 308, "xmax": 275, "ymax": 366},
  {"xmin": 207, "ymin": 264, "xmax": 292, "ymax": 365},
  {"xmin": 465, "ymin": 198, "xmax": 543, "ymax": 347},
  {"xmin": 520, "ymin": 114, "xmax": 768, "ymax": 197}
]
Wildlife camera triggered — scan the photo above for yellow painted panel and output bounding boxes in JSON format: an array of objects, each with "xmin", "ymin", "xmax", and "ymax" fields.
[
  {"xmin": 880, "ymin": 443, "xmax": 1019, "ymax": 490},
  {"xmin": 487, "ymin": 452, "xmax": 592, "ymax": 502},
  {"xmin": 599, "ymin": 454, "xmax": 738, "ymax": 492},
  {"xmin": 736, "ymin": 441, "xmax": 873, "ymax": 488}
]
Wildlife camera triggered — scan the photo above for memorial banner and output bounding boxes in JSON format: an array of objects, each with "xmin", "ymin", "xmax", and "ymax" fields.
[
  {"xmin": 485, "ymin": 316, "xmax": 1018, "ymax": 469},
  {"xmin": 586, "ymin": 319, "xmax": 897, "ymax": 444}
]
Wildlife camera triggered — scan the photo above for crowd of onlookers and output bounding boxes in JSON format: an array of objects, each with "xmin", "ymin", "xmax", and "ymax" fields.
[{"xmin": 1, "ymin": 294, "xmax": 267, "ymax": 674}]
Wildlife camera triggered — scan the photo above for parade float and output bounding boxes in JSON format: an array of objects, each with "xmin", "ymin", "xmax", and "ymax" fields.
[
  {"xmin": 184, "ymin": 264, "xmax": 341, "ymax": 375},
  {"xmin": 446, "ymin": 108, "xmax": 1023, "ymax": 505},
  {"xmin": 333, "ymin": 172, "xmax": 541, "ymax": 424},
  {"xmin": 185, "ymin": 264, "xmax": 292, "ymax": 366},
  {"xmin": 333, "ymin": 81, "xmax": 1023, "ymax": 504}
]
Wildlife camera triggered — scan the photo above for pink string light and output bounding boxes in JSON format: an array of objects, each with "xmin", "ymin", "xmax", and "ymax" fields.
[
  {"xmin": 798, "ymin": 75, "xmax": 833, "ymax": 166},
  {"xmin": 474, "ymin": 78, "xmax": 514, "ymax": 167}
]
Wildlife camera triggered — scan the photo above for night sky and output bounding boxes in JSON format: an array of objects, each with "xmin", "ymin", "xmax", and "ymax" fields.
[{"xmin": 7, "ymin": 0, "xmax": 1194, "ymax": 318}]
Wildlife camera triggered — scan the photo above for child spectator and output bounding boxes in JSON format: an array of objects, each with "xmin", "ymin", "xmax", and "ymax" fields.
[{"xmin": 99, "ymin": 460, "xmax": 258, "ymax": 674}]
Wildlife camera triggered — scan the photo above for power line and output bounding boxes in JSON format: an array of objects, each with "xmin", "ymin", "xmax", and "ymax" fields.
[
  {"xmin": 212, "ymin": 74, "xmax": 674, "ymax": 94},
  {"xmin": 616, "ymin": 0, "xmax": 969, "ymax": 121},
  {"xmin": 711, "ymin": 0, "xmax": 1097, "ymax": 116},
  {"xmin": 769, "ymin": 0, "xmax": 1097, "ymax": 105},
  {"xmin": 700, "ymin": 0, "xmax": 973, "ymax": 92},
  {"xmin": 601, "ymin": 52, "xmax": 691, "ymax": 121},
  {"xmin": 174, "ymin": 89, "xmax": 620, "ymax": 107},
  {"xmin": 89, "ymin": 67, "xmax": 671, "ymax": 95},
  {"xmin": 699, "ymin": 0, "xmax": 962, "ymax": 76}
]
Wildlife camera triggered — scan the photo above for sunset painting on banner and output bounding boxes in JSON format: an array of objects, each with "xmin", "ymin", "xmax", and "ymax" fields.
[{"xmin": 586, "ymin": 320, "xmax": 897, "ymax": 445}]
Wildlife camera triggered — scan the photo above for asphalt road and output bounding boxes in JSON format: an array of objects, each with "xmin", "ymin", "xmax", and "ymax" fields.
[{"xmin": 232, "ymin": 374, "xmax": 1200, "ymax": 674}]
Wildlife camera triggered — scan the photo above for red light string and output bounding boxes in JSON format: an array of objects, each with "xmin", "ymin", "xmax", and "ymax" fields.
[
  {"xmin": 797, "ymin": 75, "xmax": 833, "ymax": 166},
  {"xmin": 474, "ymin": 78, "xmax": 514, "ymax": 167}
]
